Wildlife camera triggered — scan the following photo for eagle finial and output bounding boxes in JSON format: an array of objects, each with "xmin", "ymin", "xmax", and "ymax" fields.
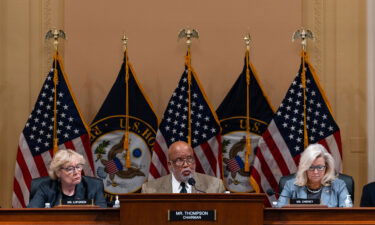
[
  {"xmin": 178, "ymin": 27, "xmax": 199, "ymax": 48},
  {"xmin": 292, "ymin": 28, "xmax": 314, "ymax": 51},
  {"xmin": 45, "ymin": 29, "xmax": 66, "ymax": 51}
]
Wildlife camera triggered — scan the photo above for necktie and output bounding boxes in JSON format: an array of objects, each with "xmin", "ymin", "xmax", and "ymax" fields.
[{"xmin": 180, "ymin": 182, "xmax": 187, "ymax": 193}]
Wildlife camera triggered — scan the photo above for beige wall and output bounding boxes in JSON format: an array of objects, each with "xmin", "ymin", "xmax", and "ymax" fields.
[
  {"xmin": 0, "ymin": 0, "xmax": 65, "ymax": 208},
  {"xmin": 63, "ymin": 0, "xmax": 301, "ymax": 120},
  {"xmin": 302, "ymin": 0, "xmax": 367, "ymax": 203},
  {"xmin": 0, "ymin": 0, "xmax": 366, "ymax": 207}
]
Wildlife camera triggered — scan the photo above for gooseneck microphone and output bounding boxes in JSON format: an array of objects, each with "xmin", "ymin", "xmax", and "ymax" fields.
[
  {"xmin": 266, "ymin": 189, "xmax": 289, "ymax": 198},
  {"xmin": 266, "ymin": 189, "xmax": 277, "ymax": 196},
  {"xmin": 187, "ymin": 177, "xmax": 206, "ymax": 193}
]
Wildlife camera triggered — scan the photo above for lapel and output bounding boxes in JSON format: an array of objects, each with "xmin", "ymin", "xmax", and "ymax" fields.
[
  {"xmin": 74, "ymin": 179, "xmax": 86, "ymax": 200},
  {"xmin": 53, "ymin": 180, "xmax": 62, "ymax": 206},
  {"xmin": 191, "ymin": 173, "xmax": 197, "ymax": 193},
  {"xmin": 160, "ymin": 174, "xmax": 173, "ymax": 193},
  {"xmin": 320, "ymin": 185, "xmax": 332, "ymax": 206},
  {"xmin": 297, "ymin": 185, "xmax": 308, "ymax": 199},
  {"xmin": 193, "ymin": 173, "xmax": 206, "ymax": 193}
]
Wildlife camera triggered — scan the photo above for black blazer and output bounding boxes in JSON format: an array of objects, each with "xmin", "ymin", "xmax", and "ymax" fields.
[
  {"xmin": 27, "ymin": 176, "xmax": 107, "ymax": 208},
  {"xmin": 360, "ymin": 182, "xmax": 375, "ymax": 207}
]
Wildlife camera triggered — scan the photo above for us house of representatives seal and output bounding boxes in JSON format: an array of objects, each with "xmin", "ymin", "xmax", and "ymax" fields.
[{"xmin": 91, "ymin": 116, "xmax": 156, "ymax": 194}]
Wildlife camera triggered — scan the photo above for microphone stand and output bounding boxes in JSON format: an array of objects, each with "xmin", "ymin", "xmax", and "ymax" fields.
[{"xmin": 187, "ymin": 177, "xmax": 206, "ymax": 193}]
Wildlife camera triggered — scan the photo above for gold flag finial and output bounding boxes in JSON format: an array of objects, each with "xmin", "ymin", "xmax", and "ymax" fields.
[
  {"xmin": 122, "ymin": 33, "xmax": 128, "ymax": 52},
  {"xmin": 244, "ymin": 33, "xmax": 252, "ymax": 51},
  {"xmin": 292, "ymin": 28, "xmax": 314, "ymax": 52},
  {"xmin": 45, "ymin": 29, "xmax": 66, "ymax": 51},
  {"xmin": 178, "ymin": 27, "xmax": 199, "ymax": 49}
]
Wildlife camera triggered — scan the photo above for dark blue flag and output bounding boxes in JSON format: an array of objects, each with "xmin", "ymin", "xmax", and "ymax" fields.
[
  {"xmin": 90, "ymin": 51, "xmax": 158, "ymax": 200},
  {"xmin": 217, "ymin": 51, "xmax": 274, "ymax": 192}
]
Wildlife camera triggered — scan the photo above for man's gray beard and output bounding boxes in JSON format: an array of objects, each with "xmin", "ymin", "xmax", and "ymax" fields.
[
  {"xmin": 172, "ymin": 167, "xmax": 194, "ymax": 182},
  {"xmin": 180, "ymin": 171, "xmax": 194, "ymax": 182}
]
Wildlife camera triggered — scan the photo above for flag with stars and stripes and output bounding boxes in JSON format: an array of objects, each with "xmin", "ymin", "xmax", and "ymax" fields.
[
  {"xmin": 250, "ymin": 52, "xmax": 342, "ymax": 205},
  {"xmin": 12, "ymin": 52, "xmax": 94, "ymax": 208},
  {"xmin": 149, "ymin": 52, "xmax": 223, "ymax": 180}
]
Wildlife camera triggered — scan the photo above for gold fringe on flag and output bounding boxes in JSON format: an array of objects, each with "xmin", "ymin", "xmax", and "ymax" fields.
[
  {"xmin": 186, "ymin": 49, "xmax": 192, "ymax": 146},
  {"xmin": 244, "ymin": 49, "xmax": 252, "ymax": 172},
  {"xmin": 292, "ymin": 28, "xmax": 314, "ymax": 148},
  {"xmin": 301, "ymin": 51, "xmax": 309, "ymax": 148},
  {"xmin": 45, "ymin": 29, "xmax": 66, "ymax": 155},
  {"xmin": 178, "ymin": 28, "xmax": 199, "ymax": 146},
  {"xmin": 53, "ymin": 54, "xmax": 59, "ymax": 155},
  {"xmin": 124, "ymin": 52, "xmax": 131, "ymax": 168},
  {"xmin": 122, "ymin": 34, "xmax": 131, "ymax": 168}
]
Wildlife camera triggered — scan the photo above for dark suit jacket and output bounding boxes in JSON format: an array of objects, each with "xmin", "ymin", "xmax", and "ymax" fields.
[
  {"xmin": 141, "ymin": 172, "xmax": 226, "ymax": 193},
  {"xmin": 27, "ymin": 176, "xmax": 107, "ymax": 208},
  {"xmin": 360, "ymin": 182, "xmax": 375, "ymax": 207}
]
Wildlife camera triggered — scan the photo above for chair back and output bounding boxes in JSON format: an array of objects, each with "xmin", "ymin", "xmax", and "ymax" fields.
[
  {"xmin": 30, "ymin": 176, "xmax": 51, "ymax": 200},
  {"xmin": 337, "ymin": 173, "xmax": 355, "ymax": 202},
  {"xmin": 278, "ymin": 173, "xmax": 354, "ymax": 202}
]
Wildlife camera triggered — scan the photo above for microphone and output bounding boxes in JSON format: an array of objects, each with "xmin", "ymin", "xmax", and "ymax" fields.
[
  {"xmin": 266, "ymin": 189, "xmax": 276, "ymax": 196},
  {"xmin": 187, "ymin": 177, "xmax": 206, "ymax": 193},
  {"xmin": 266, "ymin": 189, "xmax": 289, "ymax": 198}
]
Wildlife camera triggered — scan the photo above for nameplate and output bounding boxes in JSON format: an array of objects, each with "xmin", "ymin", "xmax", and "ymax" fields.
[
  {"xmin": 168, "ymin": 210, "xmax": 216, "ymax": 221},
  {"xmin": 290, "ymin": 198, "xmax": 320, "ymax": 204},
  {"xmin": 61, "ymin": 199, "xmax": 91, "ymax": 205}
]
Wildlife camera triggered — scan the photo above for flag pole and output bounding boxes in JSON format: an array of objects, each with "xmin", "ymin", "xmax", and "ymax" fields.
[
  {"xmin": 122, "ymin": 33, "xmax": 131, "ymax": 168},
  {"xmin": 292, "ymin": 28, "xmax": 315, "ymax": 148},
  {"xmin": 244, "ymin": 33, "xmax": 252, "ymax": 172},
  {"xmin": 45, "ymin": 29, "xmax": 66, "ymax": 155},
  {"xmin": 187, "ymin": 49, "xmax": 192, "ymax": 146},
  {"xmin": 52, "ymin": 52, "xmax": 59, "ymax": 155},
  {"xmin": 301, "ymin": 51, "xmax": 308, "ymax": 148},
  {"xmin": 178, "ymin": 28, "xmax": 199, "ymax": 146}
]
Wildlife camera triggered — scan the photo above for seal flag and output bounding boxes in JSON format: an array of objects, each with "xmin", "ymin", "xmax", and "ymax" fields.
[
  {"xmin": 90, "ymin": 50, "xmax": 158, "ymax": 200},
  {"xmin": 217, "ymin": 51, "xmax": 273, "ymax": 192}
]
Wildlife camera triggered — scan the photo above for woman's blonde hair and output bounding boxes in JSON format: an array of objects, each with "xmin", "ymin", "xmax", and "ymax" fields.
[
  {"xmin": 48, "ymin": 149, "xmax": 85, "ymax": 180},
  {"xmin": 295, "ymin": 144, "xmax": 336, "ymax": 186}
]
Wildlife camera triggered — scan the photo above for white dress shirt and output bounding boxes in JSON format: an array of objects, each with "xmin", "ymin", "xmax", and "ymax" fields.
[{"xmin": 171, "ymin": 173, "xmax": 192, "ymax": 193}]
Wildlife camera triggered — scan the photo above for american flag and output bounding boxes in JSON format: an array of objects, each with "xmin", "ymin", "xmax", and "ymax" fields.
[
  {"xmin": 104, "ymin": 157, "xmax": 123, "ymax": 175},
  {"xmin": 227, "ymin": 156, "xmax": 243, "ymax": 173},
  {"xmin": 149, "ymin": 53, "xmax": 222, "ymax": 179},
  {"xmin": 12, "ymin": 53, "xmax": 94, "ymax": 208},
  {"xmin": 250, "ymin": 53, "xmax": 342, "ymax": 204}
]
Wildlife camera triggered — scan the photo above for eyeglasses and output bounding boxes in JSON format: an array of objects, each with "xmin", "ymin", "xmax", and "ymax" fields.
[
  {"xmin": 171, "ymin": 157, "xmax": 195, "ymax": 167},
  {"xmin": 308, "ymin": 165, "xmax": 326, "ymax": 171},
  {"xmin": 60, "ymin": 164, "xmax": 84, "ymax": 174}
]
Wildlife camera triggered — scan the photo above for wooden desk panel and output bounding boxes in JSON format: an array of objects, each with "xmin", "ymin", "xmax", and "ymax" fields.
[
  {"xmin": 3, "ymin": 205, "xmax": 375, "ymax": 225},
  {"xmin": 120, "ymin": 193, "xmax": 265, "ymax": 225},
  {"xmin": 264, "ymin": 207, "xmax": 375, "ymax": 225},
  {"xmin": 0, "ymin": 208, "xmax": 119, "ymax": 224}
]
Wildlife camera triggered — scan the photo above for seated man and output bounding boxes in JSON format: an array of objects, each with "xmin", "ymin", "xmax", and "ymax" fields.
[
  {"xmin": 360, "ymin": 182, "xmax": 375, "ymax": 206},
  {"xmin": 142, "ymin": 141, "xmax": 225, "ymax": 193}
]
